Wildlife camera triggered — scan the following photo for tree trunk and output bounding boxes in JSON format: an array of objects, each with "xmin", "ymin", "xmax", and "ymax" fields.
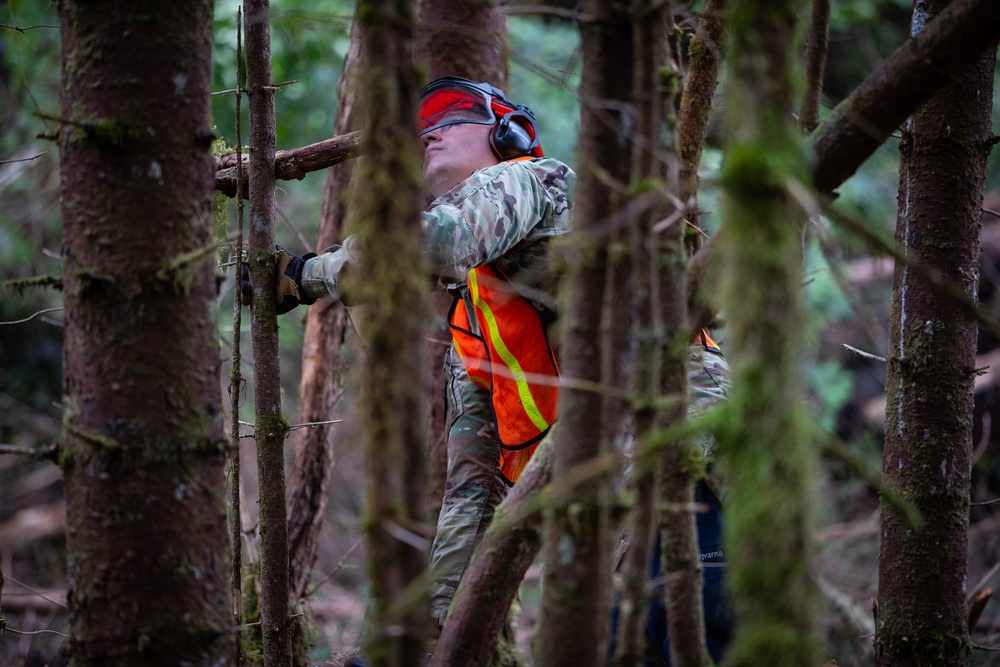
[
  {"xmin": 798, "ymin": 0, "xmax": 830, "ymax": 133},
  {"xmin": 416, "ymin": 0, "xmax": 508, "ymax": 89},
  {"xmin": 715, "ymin": 0, "xmax": 820, "ymax": 665},
  {"xmin": 646, "ymin": 6, "xmax": 711, "ymax": 666},
  {"xmin": 535, "ymin": 0, "xmax": 629, "ymax": 661},
  {"xmin": 874, "ymin": 1, "xmax": 995, "ymax": 663},
  {"xmin": 352, "ymin": 0, "xmax": 428, "ymax": 664},
  {"xmin": 286, "ymin": 15, "xmax": 362, "ymax": 605},
  {"xmin": 58, "ymin": 2, "xmax": 233, "ymax": 664},
  {"xmin": 678, "ymin": 0, "xmax": 728, "ymax": 256},
  {"xmin": 243, "ymin": 1, "xmax": 293, "ymax": 664},
  {"xmin": 432, "ymin": 440, "xmax": 554, "ymax": 667}
]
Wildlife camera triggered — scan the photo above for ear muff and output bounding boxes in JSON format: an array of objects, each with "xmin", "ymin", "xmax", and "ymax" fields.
[{"xmin": 490, "ymin": 109, "xmax": 541, "ymax": 160}]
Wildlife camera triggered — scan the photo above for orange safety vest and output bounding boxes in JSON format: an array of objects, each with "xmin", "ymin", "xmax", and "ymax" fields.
[{"xmin": 448, "ymin": 263, "xmax": 560, "ymax": 484}]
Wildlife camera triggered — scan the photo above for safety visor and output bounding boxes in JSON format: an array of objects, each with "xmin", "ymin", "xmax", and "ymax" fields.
[{"xmin": 416, "ymin": 81, "xmax": 498, "ymax": 136}]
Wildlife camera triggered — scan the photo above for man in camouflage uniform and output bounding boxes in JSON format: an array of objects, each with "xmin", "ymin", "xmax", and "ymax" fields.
[
  {"xmin": 261, "ymin": 77, "xmax": 732, "ymax": 657},
  {"xmin": 269, "ymin": 77, "xmax": 574, "ymax": 632}
]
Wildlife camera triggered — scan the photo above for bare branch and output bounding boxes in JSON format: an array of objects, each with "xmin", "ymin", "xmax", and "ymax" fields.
[
  {"xmin": 214, "ymin": 131, "xmax": 366, "ymax": 197},
  {"xmin": 0, "ymin": 23, "xmax": 60, "ymax": 32},
  {"xmin": 0, "ymin": 443, "xmax": 58, "ymax": 461},
  {"xmin": 811, "ymin": 0, "xmax": 1000, "ymax": 193},
  {"xmin": 0, "ymin": 152, "xmax": 47, "ymax": 165},
  {"xmin": 211, "ymin": 79, "xmax": 299, "ymax": 96},
  {"xmin": 0, "ymin": 307, "xmax": 63, "ymax": 325}
]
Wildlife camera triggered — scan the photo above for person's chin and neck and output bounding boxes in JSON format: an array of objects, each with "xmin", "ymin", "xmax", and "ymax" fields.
[{"xmin": 421, "ymin": 121, "xmax": 500, "ymax": 199}]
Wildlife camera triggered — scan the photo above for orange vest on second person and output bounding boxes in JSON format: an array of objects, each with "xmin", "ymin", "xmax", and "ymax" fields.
[{"xmin": 448, "ymin": 263, "xmax": 560, "ymax": 485}]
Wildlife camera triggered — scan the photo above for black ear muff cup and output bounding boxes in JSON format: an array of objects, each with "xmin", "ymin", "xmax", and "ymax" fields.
[{"xmin": 490, "ymin": 109, "xmax": 539, "ymax": 160}]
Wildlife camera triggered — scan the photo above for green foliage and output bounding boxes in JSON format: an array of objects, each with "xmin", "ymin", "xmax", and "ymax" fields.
[{"xmin": 507, "ymin": 16, "xmax": 581, "ymax": 167}]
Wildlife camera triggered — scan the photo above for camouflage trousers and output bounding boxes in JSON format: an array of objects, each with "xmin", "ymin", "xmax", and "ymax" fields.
[
  {"xmin": 428, "ymin": 348, "xmax": 509, "ymax": 625},
  {"xmin": 427, "ymin": 341, "xmax": 730, "ymax": 626}
]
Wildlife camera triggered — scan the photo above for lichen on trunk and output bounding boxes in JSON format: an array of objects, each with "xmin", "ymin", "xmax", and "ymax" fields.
[
  {"xmin": 874, "ymin": 1, "xmax": 995, "ymax": 664},
  {"xmin": 58, "ymin": 2, "xmax": 233, "ymax": 664}
]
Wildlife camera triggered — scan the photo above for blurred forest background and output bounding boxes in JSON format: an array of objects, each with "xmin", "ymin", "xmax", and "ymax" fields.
[{"xmin": 2, "ymin": 0, "xmax": 1000, "ymax": 664}]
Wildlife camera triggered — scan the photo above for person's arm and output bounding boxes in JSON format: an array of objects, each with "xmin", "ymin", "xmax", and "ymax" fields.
[{"xmin": 300, "ymin": 160, "xmax": 552, "ymax": 301}]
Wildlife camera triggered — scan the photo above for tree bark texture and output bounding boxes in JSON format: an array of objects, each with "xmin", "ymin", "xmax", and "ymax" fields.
[
  {"xmin": 646, "ymin": 8, "xmax": 711, "ymax": 666},
  {"xmin": 678, "ymin": 0, "xmax": 728, "ymax": 256},
  {"xmin": 214, "ymin": 131, "xmax": 365, "ymax": 198},
  {"xmin": 811, "ymin": 0, "xmax": 1000, "ymax": 193},
  {"xmin": 432, "ymin": 440, "xmax": 553, "ymax": 667},
  {"xmin": 416, "ymin": 0, "xmax": 508, "ymax": 89},
  {"xmin": 58, "ymin": 2, "xmax": 233, "ymax": 664},
  {"xmin": 244, "ymin": 1, "xmax": 292, "ymax": 664},
  {"xmin": 798, "ymin": 0, "xmax": 830, "ymax": 133},
  {"xmin": 286, "ymin": 14, "xmax": 362, "ymax": 605},
  {"xmin": 716, "ymin": 0, "xmax": 820, "ymax": 665},
  {"xmin": 874, "ymin": 1, "xmax": 995, "ymax": 663},
  {"xmin": 352, "ymin": 0, "xmax": 428, "ymax": 664},
  {"xmin": 536, "ymin": 0, "xmax": 629, "ymax": 662}
]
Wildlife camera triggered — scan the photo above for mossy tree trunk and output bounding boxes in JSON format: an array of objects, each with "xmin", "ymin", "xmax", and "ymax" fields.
[
  {"xmin": 678, "ymin": 0, "xmax": 728, "ymax": 257},
  {"xmin": 58, "ymin": 1, "xmax": 233, "ymax": 664},
  {"xmin": 243, "ymin": 1, "xmax": 293, "ymax": 664},
  {"xmin": 535, "ymin": 0, "xmax": 636, "ymax": 662},
  {"xmin": 874, "ymin": 1, "xmax": 995, "ymax": 664},
  {"xmin": 351, "ymin": 0, "xmax": 428, "ymax": 665},
  {"xmin": 715, "ymin": 0, "xmax": 821, "ymax": 665},
  {"xmin": 643, "ymin": 5, "xmax": 712, "ymax": 666}
]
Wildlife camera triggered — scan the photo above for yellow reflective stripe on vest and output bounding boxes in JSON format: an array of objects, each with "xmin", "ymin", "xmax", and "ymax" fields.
[{"xmin": 469, "ymin": 270, "xmax": 551, "ymax": 432}]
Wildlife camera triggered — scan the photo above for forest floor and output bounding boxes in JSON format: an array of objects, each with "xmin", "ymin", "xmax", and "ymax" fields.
[{"xmin": 5, "ymin": 392, "xmax": 1000, "ymax": 666}]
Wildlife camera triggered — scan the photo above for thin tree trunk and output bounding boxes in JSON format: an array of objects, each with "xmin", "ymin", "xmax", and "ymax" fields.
[
  {"xmin": 352, "ymin": 0, "xmax": 428, "ymax": 664},
  {"xmin": 874, "ymin": 1, "xmax": 995, "ymax": 663},
  {"xmin": 58, "ymin": 1, "xmax": 233, "ymax": 663},
  {"xmin": 648, "ymin": 6, "xmax": 710, "ymax": 666},
  {"xmin": 432, "ymin": 440, "xmax": 554, "ymax": 667},
  {"xmin": 798, "ymin": 0, "xmax": 830, "ymax": 133},
  {"xmin": 678, "ymin": 0, "xmax": 728, "ymax": 256},
  {"xmin": 715, "ymin": 0, "xmax": 820, "ymax": 665},
  {"xmin": 244, "ymin": 1, "xmax": 292, "ymax": 664},
  {"xmin": 536, "ymin": 0, "xmax": 629, "ymax": 661},
  {"xmin": 286, "ymin": 15, "xmax": 362, "ymax": 605}
]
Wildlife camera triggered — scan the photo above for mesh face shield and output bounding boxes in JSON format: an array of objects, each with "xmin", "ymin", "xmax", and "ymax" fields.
[
  {"xmin": 416, "ymin": 79, "xmax": 498, "ymax": 136},
  {"xmin": 416, "ymin": 76, "xmax": 544, "ymax": 159}
]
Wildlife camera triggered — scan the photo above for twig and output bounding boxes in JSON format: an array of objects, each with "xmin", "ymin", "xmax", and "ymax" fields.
[
  {"xmin": 2, "ymin": 626, "xmax": 68, "ymax": 638},
  {"xmin": 984, "ymin": 207, "xmax": 1000, "ymax": 219},
  {"xmin": 211, "ymin": 79, "xmax": 299, "ymax": 96},
  {"xmin": 0, "ymin": 307, "xmax": 63, "ymax": 325},
  {"xmin": 0, "ymin": 151, "xmax": 47, "ymax": 165},
  {"xmin": 971, "ymin": 642, "xmax": 1000, "ymax": 652},
  {"xmin": 969, "ymin": 562, "xmax": 1000, "ymax": 603},
  {"xmin": 306, "ymin": 537, "xmax": 366, "ymax": 598},
  {"xmin": 288, "ymin": 419, "xmax": 342, "ymax": 432},
  {"xmin": 0, "ymin": 443, "xmax": 58, "ymax": 461},
  {"xmin": 0, "ymin": 23, "xmax": 60, "ymax": 32},
  {"xmin": 237, "ymin": 419, "xmax": 342, "ymax": 433},
  {"xmin": 969, "ymin": 588, "xmax": 993, "ymax": 631},
  {"xmin": 842, "ymin": 343, "xmax": 885, "ymax": 363},
  {"xmin": 4, "ymin": 575, "xmax": 68, "ymax": 609}
]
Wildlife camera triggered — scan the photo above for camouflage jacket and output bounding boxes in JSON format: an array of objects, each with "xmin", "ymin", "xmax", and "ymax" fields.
[{"xmin": 300, "ymin": 157, "xmax": 575, "ymax": 315}]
